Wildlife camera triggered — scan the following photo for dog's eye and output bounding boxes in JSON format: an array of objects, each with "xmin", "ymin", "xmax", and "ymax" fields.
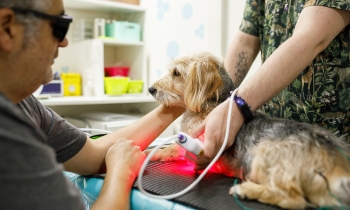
[{"xmin": 173, "ymin": 69, "xmax": 181, "ymax": 77}]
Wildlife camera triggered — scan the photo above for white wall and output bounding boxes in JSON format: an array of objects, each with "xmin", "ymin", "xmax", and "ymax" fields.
[
  {"xmin": 222, "ymin": 0, "xmax": 261, "ymax": 72},
  {"xmin": 222, "ymin": 0, "xmax": 246, "ymax": 55},
  {"xmin": 54, "ymin": 1, "xmax": 261, "ymax": 90},
  {"xmin": 142, "ymin": 0, "xmax": 261, "ymax": 86},
  {"xmin": 140, "ymin": 0, "xmax": 222, "ymax": 85}
]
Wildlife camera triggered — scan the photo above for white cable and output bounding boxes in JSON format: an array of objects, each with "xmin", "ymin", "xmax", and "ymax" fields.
[{"xmin": 137, "ymin": 89, "xmax": 237, "ymax": 199}]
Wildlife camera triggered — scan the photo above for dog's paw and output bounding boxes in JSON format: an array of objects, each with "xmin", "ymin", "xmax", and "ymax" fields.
[
  {"xmin": 144, "ymin": 149, "xmax": 157, "ymax": 161},
  {"xmin": 144, "ymin": 148, "xmax": 169, "ymax": 162},
  {"xmin": 229, "ymin": 185, "xmax": 245, "ymax": 199},
  {"xmin": 145, "ymin": 143, "xmax": 185, "ymax": 162}
]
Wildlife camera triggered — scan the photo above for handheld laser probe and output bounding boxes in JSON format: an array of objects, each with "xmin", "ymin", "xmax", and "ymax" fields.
[{"xmin": 176, "ymin": 132, "xmax": 204, "ymax": 157}]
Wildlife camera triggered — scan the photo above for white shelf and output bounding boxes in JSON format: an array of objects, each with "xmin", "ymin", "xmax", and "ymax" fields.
[
  {"xmin": 38, "ymin": 95, "xmax": 155, "ymax": 106},
  {"xmin": 64, "ymin": 0, "xmax": 146, "ymax": 13},
  {"xmin": 52, "ymin": 0, "xmax": 151, "ymax": 117}
]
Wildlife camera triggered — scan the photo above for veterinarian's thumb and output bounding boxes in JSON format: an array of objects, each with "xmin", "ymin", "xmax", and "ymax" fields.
[
  {"xmin": 190, "ymin": 122, "xmax": 216, "ymax": 170},
  {"xmin": 190, "ymin": 122, "xmax": 205, "ymax": 139}
]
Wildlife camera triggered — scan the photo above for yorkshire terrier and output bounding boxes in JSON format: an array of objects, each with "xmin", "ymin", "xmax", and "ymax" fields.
[{"xmin": 147, "ymin": 51, "xmax": 350, "ymax": 209}]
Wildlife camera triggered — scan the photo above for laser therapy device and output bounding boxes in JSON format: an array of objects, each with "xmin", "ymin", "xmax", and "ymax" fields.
[{"xmin": 137, "ymin": 89, "xmax": 238, "ymax": 199}]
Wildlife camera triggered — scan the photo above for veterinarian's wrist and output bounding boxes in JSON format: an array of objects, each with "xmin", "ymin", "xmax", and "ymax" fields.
[{"xmin": 229, "ymin": 90, "xmax": 254, "ymax": 122}]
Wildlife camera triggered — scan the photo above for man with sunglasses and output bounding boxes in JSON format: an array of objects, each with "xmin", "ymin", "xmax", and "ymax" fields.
[{"xmin": 0, "ymin": 0, "xmax": 184, "ymax": 209}]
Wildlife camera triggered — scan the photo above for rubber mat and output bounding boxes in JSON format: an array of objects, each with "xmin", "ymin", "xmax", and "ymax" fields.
[{"xmin": 134, "ymin": 160, "xmax": 284, "ymax": 210}]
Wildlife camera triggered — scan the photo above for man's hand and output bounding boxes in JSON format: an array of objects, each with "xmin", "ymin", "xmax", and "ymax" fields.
[{"xmin": 106, "ymin": 138, "xmax": 146, "ymax": 179}]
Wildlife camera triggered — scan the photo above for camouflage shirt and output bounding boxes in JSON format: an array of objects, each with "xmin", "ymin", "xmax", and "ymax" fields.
[{"xmin": 239, "ymin": 0, "xmax": 350, "ymax": 141}]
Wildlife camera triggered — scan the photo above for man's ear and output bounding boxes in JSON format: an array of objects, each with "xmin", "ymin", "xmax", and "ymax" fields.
[{"xmin": 0, "ymin": 8, "xmax": 17, "ymax": 52}]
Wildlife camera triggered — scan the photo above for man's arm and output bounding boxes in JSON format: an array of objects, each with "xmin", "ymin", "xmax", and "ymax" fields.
[
  {"xmin": 63, "ymin": 105, "xmax": 184, "ymax": 175},
  {"xmin": 90, "ymin": 139, "xmax": 145, "ymax": 210},
  {"xmin": 224, "ymin": 30, "xmax": 260, "ymax": 86}
]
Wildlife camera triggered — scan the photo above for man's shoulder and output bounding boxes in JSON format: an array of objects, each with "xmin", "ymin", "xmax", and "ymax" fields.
[
  {"xmin": 18, "ymin": 94, "xmax": 41, "ymax": 109},
  {"xmin": 0, "ymin": 93, "xmax": 25, "ymax": 118},
  {"xmin": 0, "ymin": 93, "xmax": 40, "ymax": 134},
  {"xmin": 0, "ymin": 92, "xmax": 14, "ymax": 108}
]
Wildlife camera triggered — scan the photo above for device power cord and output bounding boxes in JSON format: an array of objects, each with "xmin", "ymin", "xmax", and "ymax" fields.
[
  {"xmin": 137, "ymin": 89, "xmax": 238, "ymax": 199},
  {"xmin": 77, "ymin": 106, "xmax": 350, "ymax": 208}
]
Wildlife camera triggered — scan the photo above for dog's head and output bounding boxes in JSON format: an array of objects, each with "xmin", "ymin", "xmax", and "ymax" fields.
[{"xmin": 149, "ymin": 52, "xmax": 235, "ymax": 112}]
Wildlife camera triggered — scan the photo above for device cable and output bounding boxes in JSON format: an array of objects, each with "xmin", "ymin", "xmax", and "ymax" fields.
[{"xmin": 137, "ymin": 89, "xmax": 237, "ymax": 199}]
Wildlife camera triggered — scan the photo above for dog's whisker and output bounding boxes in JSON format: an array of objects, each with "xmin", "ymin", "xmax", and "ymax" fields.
[{"xmin": 154, "ymin": 91, "xmax": 181, "ymax": 106}]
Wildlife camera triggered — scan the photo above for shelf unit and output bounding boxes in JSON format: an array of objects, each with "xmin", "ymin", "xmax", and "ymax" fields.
[
  {"xmin": 64, "ymin": 0, "xmax": 146, "ymax": 13},
  {"xmin": 47, "ymin": 0, "xmax": 157, "ymax": 116},
  {"xmin": 39, "ymin": 95, "xmax": 155, "ymax": 106}
]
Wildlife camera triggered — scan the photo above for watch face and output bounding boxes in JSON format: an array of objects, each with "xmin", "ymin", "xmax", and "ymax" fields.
[
  {"xmin": 234, "ymin": 95, "xmax": 254, "ymax": 122},
  {"xmin": 235, "ymin": 98, "xmax": 246, "ymax": 107}
]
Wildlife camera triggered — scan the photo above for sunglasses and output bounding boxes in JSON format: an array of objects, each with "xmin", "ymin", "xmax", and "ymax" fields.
[{"xmin": 11, "ymin": 8, "xmax": 73, "ymax": 42}]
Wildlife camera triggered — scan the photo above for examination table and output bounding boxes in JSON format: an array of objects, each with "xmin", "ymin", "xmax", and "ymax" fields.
[{"xmin": 65, "ymin": 160, "xmax": 285, "ymax": 210}]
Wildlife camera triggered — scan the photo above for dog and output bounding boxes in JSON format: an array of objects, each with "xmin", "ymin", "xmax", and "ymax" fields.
[{"xmin": 147, "ymin": 51, "xmax": 350, "ymax": 209}]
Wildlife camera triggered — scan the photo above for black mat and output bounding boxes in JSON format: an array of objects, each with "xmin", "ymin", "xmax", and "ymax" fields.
[{"xmin": 134, "ymin": 160, "xmax": 284, "ymax": 210}]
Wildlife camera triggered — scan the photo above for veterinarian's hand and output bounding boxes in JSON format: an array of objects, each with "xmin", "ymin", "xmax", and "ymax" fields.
[
  {"xmin": 105, "ymin": 138, "xmax": 146, "ymax": 179},
  {"xmin": 191, "ymin": 99, "xmax": 244, "ymax": 170}
]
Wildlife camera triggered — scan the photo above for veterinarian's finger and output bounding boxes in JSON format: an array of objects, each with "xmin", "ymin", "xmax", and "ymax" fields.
[
  {"xmin": 190, "ymin": 121, "xmax": 205, "ymax": 138},
  {"xmin": 190, "ymin": 121, "xmax": 217, "ymax": 169},
  {"xmin": 194, "ymin": 156, "xmax": 211, "ymax": 170},
  {"xmin": 184, "ymin": 151, "xmax": 195, "ymax": 162}
]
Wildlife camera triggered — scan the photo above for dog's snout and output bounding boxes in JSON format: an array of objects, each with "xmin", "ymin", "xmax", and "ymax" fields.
[{"xmin": 148, "ymin": 87, "xmax": 157, "ymax": 95}]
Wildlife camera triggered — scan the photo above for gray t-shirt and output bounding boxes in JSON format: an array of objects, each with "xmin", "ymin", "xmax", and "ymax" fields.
[
  {"xmin": 0, "ymin": 93, "xmax": 85, "ymax": 209},
  {"xmin": 18, "ymin": 95, "xmax": 87, "ymax": 162}
]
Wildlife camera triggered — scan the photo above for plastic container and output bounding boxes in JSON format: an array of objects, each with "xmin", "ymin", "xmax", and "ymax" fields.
[
  {"xmin": 61, "ymin": 73, "xmax": 81, "ymax": 96},
  {"xmin": 105, "ymin": 21, "xmax": 141, "ymax": 42},
  {"xmin": 104, "ymin": 77, "xmax": 130, "ymax": 95},
  {"xmin": 104, "ymin": 66, "xmax": 130, "ymax": 77},
  {"xmin": 127, "ymin": 80, "xmax": 143, "ymax": 93}
]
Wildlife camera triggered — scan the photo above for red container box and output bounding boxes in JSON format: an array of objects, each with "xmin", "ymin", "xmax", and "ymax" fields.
[{"xmin": 104, "ymin": 66, "xmax": 130, "ymax": 77}]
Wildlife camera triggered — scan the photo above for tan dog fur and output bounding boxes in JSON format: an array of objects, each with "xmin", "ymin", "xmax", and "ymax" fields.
[{"xmin": 148, "ymin": 52, "xmax": 350, "ymax": 209}]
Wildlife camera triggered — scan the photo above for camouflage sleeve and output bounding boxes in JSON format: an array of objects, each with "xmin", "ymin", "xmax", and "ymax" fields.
[
  {"xmin": 304, "ymin": 0, "xmax": 350, "ymax": 10},
  {"xmin": 239, "ymin": 0, "xmax": 261, "ymax": 37}
]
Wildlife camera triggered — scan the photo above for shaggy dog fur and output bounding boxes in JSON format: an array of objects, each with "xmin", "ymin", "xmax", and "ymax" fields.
[{"xmin": 147, "ymin": 51, "xmax": 350, "ymax": 209}]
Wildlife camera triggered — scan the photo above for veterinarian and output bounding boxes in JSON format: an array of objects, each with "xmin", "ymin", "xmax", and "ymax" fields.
[
  {"xmin": 0, "ymin": 0, "xmax": 184, "ymax": 209},
  {"xmin": 192, "ymin": 0, "xmax": 350, "ymax": 170}
]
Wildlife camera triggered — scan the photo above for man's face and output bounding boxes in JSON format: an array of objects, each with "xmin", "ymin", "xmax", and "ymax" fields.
[
  {"xmin": 0, "ymin": 0, "xmax": 68, "ymax": 103},
  {"xmin": 0, "ymin": 0, "xmax": 71, "ymax": 102},
  {"xmin": 17, "ymin": 0, "xmax": 69, "ymax": 95}
]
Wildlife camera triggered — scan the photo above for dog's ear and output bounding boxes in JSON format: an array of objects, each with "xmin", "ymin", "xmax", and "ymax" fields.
[{"xmin": 184, "ymin": 58, "xmax": 223, "ymax": 112}]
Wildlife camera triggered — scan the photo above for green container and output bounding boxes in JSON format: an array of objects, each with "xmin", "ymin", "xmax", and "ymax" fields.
[
  {"xmin": 105, "ymin": 21, "xmax": 141, "ymax": 42},
  {"xmin": 104, "ymin": 77, "xmax": 130, "ymax": 95},
  {"xmin": 127, "ymin": 80, "xmax": 143, "ymax": 93}
]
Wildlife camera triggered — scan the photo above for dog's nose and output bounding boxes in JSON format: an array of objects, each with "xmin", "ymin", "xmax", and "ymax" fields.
[{"xmin": 148, "ymin": 87, "xmax": 157, "ymax": 95}]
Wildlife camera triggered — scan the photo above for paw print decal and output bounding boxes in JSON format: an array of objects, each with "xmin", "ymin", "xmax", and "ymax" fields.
[
  {"xmin": 195, "ymin": 24, "xmax": 204, "ymax": 39},
  {"xmin": 157, "ymin": 0, "xmax": 169, "ymax": 20}
]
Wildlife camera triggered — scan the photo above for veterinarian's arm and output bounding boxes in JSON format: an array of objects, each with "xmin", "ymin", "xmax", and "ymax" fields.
[
  {"xmin": 192, "ymin": 6, "xmax": 350, "ymax": 170},
  {"xmin": 224, "ymin": 30, "xmax": 260, "ymax": 86},
  {"xmin": 64, "ymin": 105, "xmax": 184, "ymax": 175},
  {"xmin": 239, "ymin": 6, "xmax": 350, "ymax": 110}
]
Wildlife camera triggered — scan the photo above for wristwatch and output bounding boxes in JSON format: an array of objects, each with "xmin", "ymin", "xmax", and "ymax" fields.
[{"xmin": 232, "ymin": 92, "xmax": 254, "ymax": 122}]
